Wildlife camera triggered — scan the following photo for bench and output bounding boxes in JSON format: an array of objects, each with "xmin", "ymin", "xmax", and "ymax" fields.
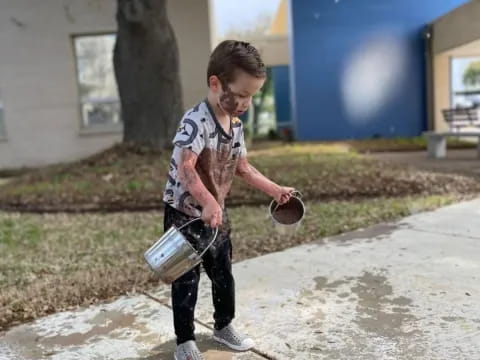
[
  {"xmin": 424, "ymin": 131, "xmax": 480, "ymax": 159},
  {"xmin": 423, "ymin": 107, "xmax": 480, "ymax": 159},
  {"xmin": 442, "ymin": 107, "xmax": 480, "ymax": 132}
]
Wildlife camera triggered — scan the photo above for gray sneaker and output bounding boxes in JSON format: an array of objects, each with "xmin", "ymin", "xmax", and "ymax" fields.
[
  {"xmin": 213, "ymin": 324, "xmax": 255, "ymax": 352},
  {"xmin": 174, "ymin": 340, "xmax": 204, "ymax": 360}
]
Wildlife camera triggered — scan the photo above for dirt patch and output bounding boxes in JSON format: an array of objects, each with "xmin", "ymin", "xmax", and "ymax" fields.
[
  {"xmin": 370, "ymin": 149, "xmax": 480, "ymax": 178},
  {"xmin": 0, "ymin": 143, "xmax": 478, "ymax": 213}
]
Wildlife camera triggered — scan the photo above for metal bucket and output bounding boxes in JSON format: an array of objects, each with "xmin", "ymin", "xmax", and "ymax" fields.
[
  {"xmin": 269, "ymin": 191, "xmax": 305, "ymax": 235},
  {"xmin": 144, "ymin": 218, "xmax": 218, "ymax": 284}
]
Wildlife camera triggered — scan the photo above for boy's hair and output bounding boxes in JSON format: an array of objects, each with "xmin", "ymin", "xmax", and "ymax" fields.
[{"xmin": 207, "ymin": 40, "xmax": 266, "ymax": 87}]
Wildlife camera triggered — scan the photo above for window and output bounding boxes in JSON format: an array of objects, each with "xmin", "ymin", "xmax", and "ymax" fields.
[
  {"xmin": 451, "ymin": 56, "xmax": 480, "ymax": 108},
  {"xmin": 0, "ymin": 89, "xmax": 6, "ymax": 139},
  {"xmin": 73, "ymin": 34, "xmax": 121, "ymax": 130}
]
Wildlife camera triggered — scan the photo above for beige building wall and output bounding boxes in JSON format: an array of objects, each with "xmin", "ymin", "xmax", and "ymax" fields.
[
  {"xmin": 432, "ymin": 53, "xmax": 451, "ymax": 131},
  {"xmin": 249, "ymin": 35, "xmax": 290, "ymax": 66},
  {"xmin": 260, "ymin": 0, "xmax": 290, "ymax": 66},
  {"xmin": 0, "ymin": 0, "xmax": 211, "ymax": 168},
  {"xmin": 269, "ymin": 0, "xmax": 288, "ymax": 37},
  {"xmin": 432, "ymin": 0, "xmax": 480, "ymax": 54},
  {"xmin": 430, "ymin": 0, "xmax": 480, "ymax": 130}
]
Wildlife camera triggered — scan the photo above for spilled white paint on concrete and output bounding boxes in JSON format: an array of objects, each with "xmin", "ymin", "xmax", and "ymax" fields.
[
  {"xmin": 2, "ymin": 199, "xmax": 480, "ymax": 359},
  {"xmin": 190, "ymin": 199, "xmax": 480, "ymax": 359}
]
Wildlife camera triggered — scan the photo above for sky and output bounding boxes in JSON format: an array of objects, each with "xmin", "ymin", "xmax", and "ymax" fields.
[
  {"xmin": 451, "ymin": 57, "xmax": 480, "ymax": 91},
  {"xmin": 211, "ymin": 0, "xmax": 282, "ymax": 37}
]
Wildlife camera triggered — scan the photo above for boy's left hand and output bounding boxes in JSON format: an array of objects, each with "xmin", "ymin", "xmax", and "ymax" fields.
[{"xmin": 274, "ymin": 186, "xmax": 296, "ymax": 205}]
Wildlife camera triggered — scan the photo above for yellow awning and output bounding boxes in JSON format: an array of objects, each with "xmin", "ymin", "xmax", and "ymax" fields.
[{"xmin": 269, "ymin": 0, "xmax": 287, "ymax": 36}]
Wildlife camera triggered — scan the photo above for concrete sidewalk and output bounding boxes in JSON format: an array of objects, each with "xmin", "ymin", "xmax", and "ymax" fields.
[{"xmin": 1, "ymin": 199, "xmax": 480, "ymax": 359}]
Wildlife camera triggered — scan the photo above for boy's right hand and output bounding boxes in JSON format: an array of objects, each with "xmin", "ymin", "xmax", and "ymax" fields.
[{"xmin": 202, "ymin": 201, "xmax": 223, "ymax": 228}]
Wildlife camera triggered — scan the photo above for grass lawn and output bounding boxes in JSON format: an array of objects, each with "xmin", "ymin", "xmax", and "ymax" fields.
[
  {"xmin": 0, "ymin": 194, "xmax": 465, "ymax": 331},
  {"xmin": 253, "ymin": 135, "xmax": 476, "ymax": 151},
  {"xmin": 0, "ymin": 140, "xmax": 479, "ymax": 330}
]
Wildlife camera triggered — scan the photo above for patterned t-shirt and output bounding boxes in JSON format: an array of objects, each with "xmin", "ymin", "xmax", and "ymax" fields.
[{"xmin": 163, "ymin": 100, "xmax": 247, "ymax": 217}]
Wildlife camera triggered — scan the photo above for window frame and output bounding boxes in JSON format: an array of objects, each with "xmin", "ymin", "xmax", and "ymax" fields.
[{"xmin": 71, "ymin": 32, "xmax": 123, "ymax": 136}]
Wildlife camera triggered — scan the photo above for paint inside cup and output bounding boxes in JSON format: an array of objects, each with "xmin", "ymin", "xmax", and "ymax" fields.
[{"xmin": 270, "ymin": 197, "xmax": 305, "ymax": 225}]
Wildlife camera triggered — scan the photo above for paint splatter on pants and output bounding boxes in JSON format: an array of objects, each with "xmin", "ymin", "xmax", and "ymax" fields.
[{"xmin": 163, "ymin": 204, "xmax": 235, "ymax": 345}]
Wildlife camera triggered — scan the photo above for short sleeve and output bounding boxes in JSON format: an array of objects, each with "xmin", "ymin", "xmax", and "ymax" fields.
[
  {"xmin": 173, "ymin": 116, "xmax": 205, "ymax": 155},
  {"xmin": 232, "ymin": 118, "xmax": 247, "ymax": 157}
]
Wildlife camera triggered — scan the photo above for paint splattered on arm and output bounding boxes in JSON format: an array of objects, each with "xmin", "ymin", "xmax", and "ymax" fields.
[
  {"xmin": 236, "ymin": 156, "xmax": 280, "ymax": 197},
  {"xmin": 178, "ymin": 149, "xmax": 217, "ymax": 208}
]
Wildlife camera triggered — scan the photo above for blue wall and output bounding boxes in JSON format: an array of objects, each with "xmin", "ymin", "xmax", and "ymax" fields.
[
  {"xmin": 289, "ymin": 0, "xmax": 469, "ymax": 140},
  {"xmin": 272, "ymin": 65, "xmax": 291, "ymax": 127}
]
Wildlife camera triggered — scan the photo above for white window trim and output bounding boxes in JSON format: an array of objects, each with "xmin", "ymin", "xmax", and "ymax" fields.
[
  {"xmin": 78, "ymin": 96, "xmax": 122, "ymax": 135},
  {"xmin": 79, "ymin": 122, "xmax": 123, "ymax": 136},
  {"xmin": 449, "ymin": 56, "xmax": 480, "ymax": 109},
  {"xmin": 72, "ymin": 33, "xmax": 121, "ymax": 136}
]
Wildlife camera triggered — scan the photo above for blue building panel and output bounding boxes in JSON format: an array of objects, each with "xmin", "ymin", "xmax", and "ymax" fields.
[
  {"xmin": 272, "ymin": 65, "xmax": 291, "ymax": 126},
  {"xmin": 289, "ymin": 0, "xmax": 469, "ymax": 140}
]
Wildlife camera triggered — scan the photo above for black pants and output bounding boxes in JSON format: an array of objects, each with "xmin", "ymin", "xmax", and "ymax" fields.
[{"xmin": 163, "ymin": 204, "xmax": 235, "ymax": 345}]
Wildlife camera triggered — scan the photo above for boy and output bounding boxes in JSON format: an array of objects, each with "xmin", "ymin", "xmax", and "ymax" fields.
[{"xmin": 163, "ymin": 40, "xmax": 294, "ymax": 360}]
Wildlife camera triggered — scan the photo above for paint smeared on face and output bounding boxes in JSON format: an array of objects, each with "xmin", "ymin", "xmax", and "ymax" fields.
[
  {"xmin": 215, "ymin": 71, "xmax": 265, "ymax": 116},
  {"xmin": 218, "ymin": 85, "xmax": 238, "ymax": 116}
]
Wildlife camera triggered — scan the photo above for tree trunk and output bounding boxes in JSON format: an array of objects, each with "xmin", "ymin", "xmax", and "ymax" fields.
[{"xmin": 114, "ymin": 0, "xmax": 183, "ymax": 150}]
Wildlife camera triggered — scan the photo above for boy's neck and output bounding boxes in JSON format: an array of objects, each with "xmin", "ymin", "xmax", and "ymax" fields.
[{"xmin": 206, "ymin": 93, "xmax": 231, "ymax": 127}]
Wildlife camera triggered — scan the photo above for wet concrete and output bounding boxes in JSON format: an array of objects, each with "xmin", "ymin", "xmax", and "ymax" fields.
[
  {"xmin": 0, "ymin": 296, "xmax": 195, "ymax": 360},
  {"xmin": 0, "ymin": 294, "xmax": 263, "ymax": 360},
  {"xmin": 399, "ymin": 199, "xmax": 480, "ymax": 240},
  {"xmin": 126, "ymin": 334, "xmax": 256, "ymax": 360},
  {"xmin": 189, "ymin": 199, "xmax": 480, "ymax": 359},
  {"xmin": 317, "ymin": 223, "xmax": 400, "ymax": 245},
  {"xmin": 2, "ymin": 199, "xmax": 480, "ymax": 359}
]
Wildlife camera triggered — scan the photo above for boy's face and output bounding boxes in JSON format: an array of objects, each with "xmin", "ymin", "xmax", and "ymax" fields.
[{"xmin": 210, "ymin": 70, "xmax": 265, "ymax": 117}]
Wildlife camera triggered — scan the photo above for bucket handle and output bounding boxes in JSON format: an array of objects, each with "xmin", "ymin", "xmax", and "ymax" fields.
[
  {"xmin": 178, "ymin": 218, "xmax": 219, "ymax": 258},
  {"xmin": 273, "ymin": 189, "xmax": 303, "ymax": 213},
  {"xmin": 291, "ymin": 190, "xmax": 302, "ymax": 199}
]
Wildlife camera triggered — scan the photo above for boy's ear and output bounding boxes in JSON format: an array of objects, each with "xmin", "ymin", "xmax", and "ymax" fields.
[{"xmin": 208, "ymin": 75, "xmax": 222, "ymax": 92}]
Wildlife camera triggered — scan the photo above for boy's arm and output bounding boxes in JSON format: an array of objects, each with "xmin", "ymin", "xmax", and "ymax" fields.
[
  {"xmin": 236, "ymin": 156, "xmax": 294, "ymax": 204},
  {"xmin": 178, "ymin": 149, "xmax": 223, "ymax": 227}
]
